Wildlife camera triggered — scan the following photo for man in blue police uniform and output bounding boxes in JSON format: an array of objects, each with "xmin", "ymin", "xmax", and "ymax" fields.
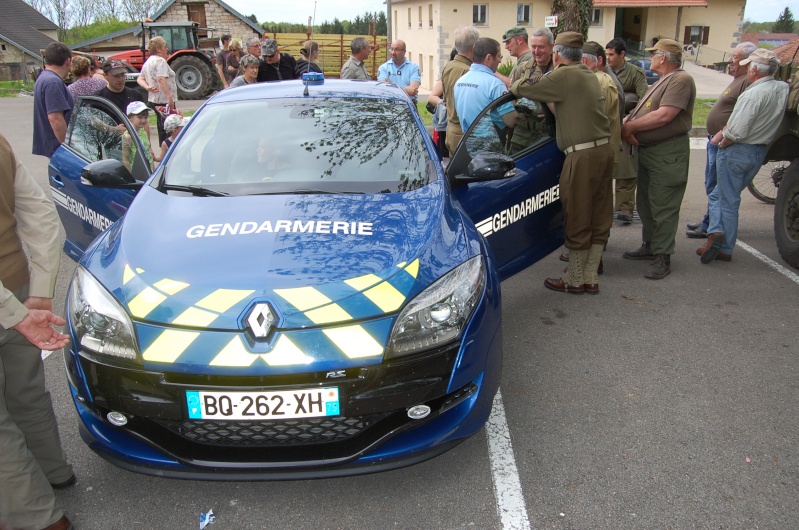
[
  {"xmin": 453, "ymin": 38, "xmax": 517, "ymax": 132},
  {"xmin": 378, "ymin": 40, "xmax": 421, "ymax": 103}
]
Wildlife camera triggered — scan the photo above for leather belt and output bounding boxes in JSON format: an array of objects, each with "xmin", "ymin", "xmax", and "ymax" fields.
[{"xmin": 563, "ymin": 137, "xmax": 609, "ymax": 155}]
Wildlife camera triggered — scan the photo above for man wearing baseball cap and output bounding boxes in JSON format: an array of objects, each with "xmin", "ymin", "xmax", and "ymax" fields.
[
  {"xmin": 621, "ymin": 38, "xmax": 696, "ymax": 279},
  {"xmin": 496, "ymin": 26, "xmax": 531, "ymax": 86},
  {"xmin": 93, "ymin": 58, "xmax": 146, "ymax": 115},
  {"xmin": 511, "ymin": 31, "xmax": 614, "ymax": 294},
  {"xmin": 699, "ymin": 48, "xmax": 789, "ymax": 264},
  {"xmin": 257, "ymin": 38, "xmax": 298, "ymax": 82}
]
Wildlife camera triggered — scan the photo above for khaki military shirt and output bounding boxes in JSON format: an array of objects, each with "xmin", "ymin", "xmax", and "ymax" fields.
[
  {"xmin": 706, "ymin": 74, "xmax": 749, "ymax": 135},
  {"xmin": 510, "ymin": 51, "xmax": 533, "ymax": 84},
  {"xmin": 511, "ymin": 62, "xmax": 611, "ymax": 152},
  {"xmin": 615, "ymin": 61, "xmax": 649, "ymax": 100},
  {"xmin": 630, "ymin": 69, "xmax": 696, "ymax": 145},
  {"xmin": 340, "ymin": 56, "xmax": 370, "ymax": 80},
  {"xmin": 594, "ymin": 69, "xmax": 621, "ymax": 162},
  {"xmin": 442, "ymin": 55, "xmax": 472, "ymax": 136}
]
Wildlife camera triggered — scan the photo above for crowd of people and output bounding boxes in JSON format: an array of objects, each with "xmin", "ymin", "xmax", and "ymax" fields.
[
  {"xmin": 432, "ymin": 24, "xmax": 791, "ymax": 292},
  {"xmin": 4, "ymin": 26, "xmax": 794, "ymax": 528}
]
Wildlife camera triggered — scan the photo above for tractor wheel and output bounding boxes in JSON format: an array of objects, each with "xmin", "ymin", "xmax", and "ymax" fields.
[
  {"xmin": 170, "ymin": 55, "xmax": 212, "ymax": 100},
  {"xmin": 775, "ymin": 160, "xmax": 799, "ymax": 269}
]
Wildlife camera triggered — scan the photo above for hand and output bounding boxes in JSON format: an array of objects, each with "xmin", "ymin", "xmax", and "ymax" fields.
[
  {"xmin": 147, "ymin": 85, "xmax": 160, "ymax": 93},
  {"xmin": 12, "ymin": 310, "xmax": 69, "ymax": 351},
  {"xmin": 620, "ymin": 123, "xmax": 639, "ymax": 145},
  {"xmin": 24, "ymin": 297, "xmax": 52, "ymax": 312}
]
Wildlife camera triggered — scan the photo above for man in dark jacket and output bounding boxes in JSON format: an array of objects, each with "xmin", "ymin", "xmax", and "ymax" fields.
[{"xmin": 258, "ymin": 39, "xmax": 298, "ymax": 82}]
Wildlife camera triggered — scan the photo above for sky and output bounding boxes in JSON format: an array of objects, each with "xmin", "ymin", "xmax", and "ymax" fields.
[
  {"xmin": 224, "ymin": 0, "xmax": 386, "ymax": 25},
  {"xmin": 224, "ymin": 0, "xmax": 796, "ymax": 25}
]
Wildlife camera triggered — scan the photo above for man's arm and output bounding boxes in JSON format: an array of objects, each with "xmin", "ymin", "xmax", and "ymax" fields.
[
  {"xmin": 495, "ymin": 72, "xmax": 511, "ymax": 88},
  {"xmin": 9, "ymin": 146, "xmax": 62, "ymax": 299},
  {"xmin": 157, "ymin": 76, "xmax": 176, "ymax": 108},
  {"xmin": 47, "ymin": 112, "xmax": 68, "ymax": 144},
  {"xmin": 620, "ymin": 105, "xmax": 681, "ymax": 144}
]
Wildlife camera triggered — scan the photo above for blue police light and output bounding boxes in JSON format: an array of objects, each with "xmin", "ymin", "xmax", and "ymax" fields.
[{"xmin": 302, "ymin": 72, "xmax": 325, "ymax": 85}]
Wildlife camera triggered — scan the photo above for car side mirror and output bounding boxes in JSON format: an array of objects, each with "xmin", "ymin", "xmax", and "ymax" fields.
[
  {"xmin": 455, "ymin": 152, "xmax": 517, "ymax": 183},
  {"xmin": 81, "ymin": 159, "xmax": 142, "ymax": 189}
]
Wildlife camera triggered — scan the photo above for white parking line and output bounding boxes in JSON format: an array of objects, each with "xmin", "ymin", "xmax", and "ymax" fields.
[
  {"xmin": 41, "ymin": 350, "xmax": 52, "ymax": 360},
  {"xmin": 486, "ymin": 390, "xmax": 530, "ymax": 530},
  {"xmin": 737, "ymin": 240, "xmax": 799, "ymax": 285}
]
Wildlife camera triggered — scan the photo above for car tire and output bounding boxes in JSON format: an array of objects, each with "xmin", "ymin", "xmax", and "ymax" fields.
[{"xmin": 775, "ymin": 159, "xmax": 799, "ymax": 269}]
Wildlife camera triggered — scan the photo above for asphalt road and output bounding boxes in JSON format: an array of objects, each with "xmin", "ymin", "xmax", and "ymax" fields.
[{"xmin": 2, "ymin": 94, "xmax": 799, "ymax": 529}]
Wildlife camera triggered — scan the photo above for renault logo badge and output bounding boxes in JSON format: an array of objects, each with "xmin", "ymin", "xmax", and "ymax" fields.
[{"xmin": 247, "ymin": 303, "xmax": 275, "ymax": 338}]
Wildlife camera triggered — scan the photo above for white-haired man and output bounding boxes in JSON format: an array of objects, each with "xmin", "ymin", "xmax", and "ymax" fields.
[
  {"xmin": 699, "ymin": 48, "xmax": 789, "ymax": 263},
  {"xmin": 442, "ymin": 26, "xmax": 480, "ymax": 154}
]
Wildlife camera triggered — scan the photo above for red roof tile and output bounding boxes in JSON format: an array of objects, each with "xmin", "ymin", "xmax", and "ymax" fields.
[
  {"xmin": 594, "ymin": 0, "xmax": 706, "ymax": 6},
  {"xmin": 772, "ymin": 38, "xmax": 799, "ymax": 65}
]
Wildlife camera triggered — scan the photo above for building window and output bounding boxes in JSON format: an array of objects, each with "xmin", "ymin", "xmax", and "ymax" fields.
[
  {"xmin": 0, "ymin": 44, "xmax": 6, "ymax": 51},
  {"xmin": 517, "ymin": 4, "xmax": 532, "ymax": 26},
  {"xmin": 394, "ymin": 10, "xmax": 398, "ymax": 35},
  {"xmin": 590, "ymin": 8, "xmax": 602, "ymax": 26},
  {"xmin": 473, "ymin": 4, "xmax": 488, "ymax": 26},
  {"xmin": 418, "ymin": 6, "xmax": 423, "ymax": 27},
  {"xmin": 684, "ymin": 25, "xmax": 710, "ymax": 45},
  {"xmin": 429, "ymin": 4, "xmax": 434, "ymax": 28},
  {"xmin": 408, "ymin": 7, "xmax": 412, "ymax": 28}
]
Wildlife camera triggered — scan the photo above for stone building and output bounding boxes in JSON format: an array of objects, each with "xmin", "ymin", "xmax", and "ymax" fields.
[{"xmin": 0, "ymin": 0, "xmax": 59, "ymax": 81}]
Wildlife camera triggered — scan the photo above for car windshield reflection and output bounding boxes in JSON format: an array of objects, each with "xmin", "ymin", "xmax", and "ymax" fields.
[{"xmin": 163, "ymin": 97, "xmax": 434, "ymax": 195}]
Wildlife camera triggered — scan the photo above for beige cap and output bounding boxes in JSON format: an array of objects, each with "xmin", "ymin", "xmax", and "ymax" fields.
[
  {"xmin": 740, "ymin": 48, "xmax": 779, "ymax": 66},
  {"xmin": 645, "ymin": 38, "xmax": 682, "ymax": 58}
]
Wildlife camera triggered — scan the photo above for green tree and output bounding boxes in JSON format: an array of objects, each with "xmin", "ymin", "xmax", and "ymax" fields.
[
  {"xmin": 247, "ymin": 13, "xmax": 258, "ymax": 24},
  {"xmin": 66, "ymin": 17, "xmax": 133, "ymax": 45},
  {"xmin": 551, "ymin": 0, "xmax": 592, "ymax": 38},
  {"xmin": 772, "ymin": 7, "xmax": 795, "ymax": 33}
]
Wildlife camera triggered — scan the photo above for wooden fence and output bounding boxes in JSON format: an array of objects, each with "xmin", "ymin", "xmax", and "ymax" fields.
[{"xmin": 262, "ymin": 33, "xmax": 388, "ymax": 79}]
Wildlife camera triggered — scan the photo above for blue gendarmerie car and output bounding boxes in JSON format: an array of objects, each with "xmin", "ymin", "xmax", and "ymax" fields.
[{"xmin": 49, "ymin": 79, "xmax": 564, "ymax": 479}]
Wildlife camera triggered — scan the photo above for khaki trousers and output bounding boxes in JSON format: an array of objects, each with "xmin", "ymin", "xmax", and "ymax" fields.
[
  {"xmin": 0, "ymin": 286, "xmax": 70, "ymax": 529},
  {"xmin": 614, "ymin": 147, "xmax": 638, "ymax": 211}
]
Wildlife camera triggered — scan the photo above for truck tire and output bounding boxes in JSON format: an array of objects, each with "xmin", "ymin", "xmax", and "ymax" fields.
[
  {"xmin": 170, "ymin": 55, "xmax": 212, "ymax": 100},
  {"xmin": 775, "ymin": 160, "xmax": 799, "ymax": 269}
]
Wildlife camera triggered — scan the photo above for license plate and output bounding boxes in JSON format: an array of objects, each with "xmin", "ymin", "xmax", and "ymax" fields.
[{"xmin": 186, "ymin": 388, "xmax": 340, "ymax": 420}]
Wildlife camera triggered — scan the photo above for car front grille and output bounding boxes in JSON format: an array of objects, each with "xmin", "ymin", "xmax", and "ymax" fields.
[{"xmin": 155, "ymin": 414, "xmax": 385, "ymax": 447}]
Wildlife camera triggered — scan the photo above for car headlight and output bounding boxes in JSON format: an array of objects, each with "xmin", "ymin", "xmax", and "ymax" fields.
[
  {"xmin": 386, "ymin": 256, "xmax": 485, "ymax": 359},
  {"xmin": 68, "ymin": 266, "xmax": 139, "ymax": 361}
]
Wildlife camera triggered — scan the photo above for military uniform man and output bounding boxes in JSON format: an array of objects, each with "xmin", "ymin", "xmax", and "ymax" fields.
[
  {"xmin": 511, "ymin": 32, "xmax": 615, "ymax": 294},
  {"xmin": 442, "ymin": 27, "xmax": 480, "ymax": 155},
  {"xmin": 606, "ymin": 38, "xmax": 649, "ymax": 223},
  {"xmin": 621, "ymin": 39, "xmax": 696, "ymax": 279},
  {"xmin": 509, "ymin": 27, "xmax": 555, "ymax": 154}
]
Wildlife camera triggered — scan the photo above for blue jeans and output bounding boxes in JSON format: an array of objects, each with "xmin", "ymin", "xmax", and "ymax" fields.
[
  {"xmin": 699, "ymin": 138, "xmax": 718, "ymax": 231},
  {"xmin": 707, "ymin": 143, "xmax": 767, "ymax": 254}
]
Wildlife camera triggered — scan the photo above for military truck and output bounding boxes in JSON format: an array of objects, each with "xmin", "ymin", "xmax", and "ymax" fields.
[{"xmin": 772, "ymin": 61, "xmax": 799, "ymax": 268}]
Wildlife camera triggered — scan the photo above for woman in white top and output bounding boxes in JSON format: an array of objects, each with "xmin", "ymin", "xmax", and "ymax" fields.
[{"xmin": 137, "ymin": 36, "xmax": 178, "ymax": 144}]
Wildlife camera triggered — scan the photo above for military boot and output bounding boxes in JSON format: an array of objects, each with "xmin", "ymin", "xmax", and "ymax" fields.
[
  {"xmin": 544, "ymin": 249, "xmax": 587, "ymax": 294},
  {"xmin": 645, "ymin": 254, "xmax": 671, "ymax": 279},
  {"xmin": 582, "ymin": 243, "xmax": 604, "ymax": 294},
  {"xmin": 623, "ymin": 241, "xmax": 653, "ymax": 260}
]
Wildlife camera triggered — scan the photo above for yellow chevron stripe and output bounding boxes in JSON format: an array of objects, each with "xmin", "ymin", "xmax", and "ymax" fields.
[
  {"xmin": 210, "ymin": 337, "xmax": 257, "ymax": 367},
  {"xmin": 142, "ymin": 329, "xmax": 200, "ymax": 363},
  {"xmin": 195, "ymin": 289, "xmax": 254, "ymax": 313},
  {"xmin": 344, "ymin": 273, "xmax": 381, "ymax": 292},
  {"xmin": 324, "ymin": 325, "xmax": 383, "ymax": 358},
  {"xmin": 261, "ymin": 335, "xmax": 313, "ymax": 365},
  {"xmin": 173, "ymin": 307, "xmax": 218, "ymax": 327},
  {"xmin": 128, "ymin": 287, "xmax": 167, "ymax": 318},
  {"xmin": 153, "ymin": 278, "xmax": 189, "ymax": 295},
  {"xmin": 274, "ymin": 286, "xmax": 331, "ymax": 311},
  {"xmin": 404, "ymin": 259, "xmax": 419, "ymax": 278},
  {"xmin": 123, "ymin": 265, "xmax": 135, "ymax": 285},
  {"xmin": 363, "ymin": 281, "xmax": 405, "ymax": 312},
  {"xmin": 305, "ymin": 304, "xmax": 352, "ymax": 325}
]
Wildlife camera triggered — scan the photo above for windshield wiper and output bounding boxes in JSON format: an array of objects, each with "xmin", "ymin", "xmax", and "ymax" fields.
[
  {"xmin": 291, "ymin": 189, "xmax": 362, "ymax": 195},
  {"xmin": 161, "ymin": 184, "xmax": 228, "ymax": 197}
]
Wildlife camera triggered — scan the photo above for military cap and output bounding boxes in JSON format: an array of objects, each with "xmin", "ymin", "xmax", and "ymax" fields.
[
  {"xmin": 262, "ymin": 38, "xmax": 279, "ymax": 57},
  {"xmin": 555, "ymin": 31, "xmax": 583, "ymax": 48},
  {"xmin": 645, "ymin": 38, "xmax": 682, "ymax": 58},
  {"xmin": 582, "ymin": 41, "xmax": 604, "ymax": 57},
  {"xmin": 740, "ymin": 48, "xmax": 779, "ymax": 66},
  {"xmin": 502, "ymin": 26, "xmax": 528, "ymax": 42}
]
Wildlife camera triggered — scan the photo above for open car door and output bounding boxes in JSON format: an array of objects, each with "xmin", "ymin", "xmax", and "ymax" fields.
[
  {"xmin": 49, "ymin": 95, "xmax": 151, "ymax": 261},
  {"xmin": 448, "ymin": 93, "xmax": 565, "ymax": 280}
]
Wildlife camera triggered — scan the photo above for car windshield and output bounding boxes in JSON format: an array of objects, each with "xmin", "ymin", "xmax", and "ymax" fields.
[{"xmin": 162, "ymin": 97, "xmax": 434, "ymax": 195}]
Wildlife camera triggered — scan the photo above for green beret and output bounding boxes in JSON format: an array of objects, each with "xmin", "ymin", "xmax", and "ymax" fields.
[
  {"xmin": 502, "ymin": 26, "xmax": 528, "ymax": 42},
  {"xmin": 555, "ymin": 31, "xmax": 584, "ymax": 49}
]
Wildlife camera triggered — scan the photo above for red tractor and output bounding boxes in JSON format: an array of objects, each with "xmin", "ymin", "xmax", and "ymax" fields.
[{"xmin": 109, "ymin": 21, "xmax": 220, "ymax": 99}]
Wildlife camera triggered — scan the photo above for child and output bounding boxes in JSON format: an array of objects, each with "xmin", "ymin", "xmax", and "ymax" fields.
[
  {"xmin": 122, "ymin": 101, "xmax": 155, "ymax": 172},
  {"xmin": 155, "ymin": 114, "xmax": 190, "ymax": 162}
]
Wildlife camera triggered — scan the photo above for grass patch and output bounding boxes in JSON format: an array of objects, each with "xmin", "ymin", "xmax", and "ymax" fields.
[
  {"xmin": 693, "ymin": 98, "xmax": 716, "ymax": 127},
  {"xmin": 417, "ymin": 101, "xmax": 433, "ymax": 127},
  {"xmin": 0, "ymin": 80, "xmax": 33, "ymax": 97}
]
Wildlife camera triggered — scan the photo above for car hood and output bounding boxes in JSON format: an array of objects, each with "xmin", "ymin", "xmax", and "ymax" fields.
[{"xmin": 87, "ymin": 182, "xmax": 471, "ymax": 331}]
